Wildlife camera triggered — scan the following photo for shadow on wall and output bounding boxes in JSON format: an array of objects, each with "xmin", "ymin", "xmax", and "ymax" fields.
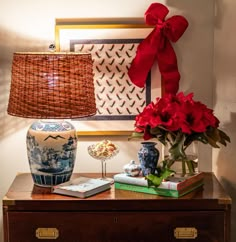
[
  {"xmin": 166, "ymin": 0, "xmax": 225, "ymax": 32},
  {"xmin": 216, "ymin": 112, "xmax": 236, "ymax": 242},
  {"xmin": 0, "ymin": 26, "xmax": 49, "ymax": 139},
  {"xmin": 216, "ymin": 112, "xmax": 236, "ymax": 172},
  {"xmin": 164, "ymin": 0, "xmax": 215, "ymax": 102},
  {"xmin": 219, "ymin": 176, "xmax": 236, "ymax": 242},
  {"xmin": 214, "ymin": 0, "xmax": 225, "ymax": 29}
]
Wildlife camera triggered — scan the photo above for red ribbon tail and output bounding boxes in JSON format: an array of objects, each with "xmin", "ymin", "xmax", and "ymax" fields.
[
  {"xmin": 128, "ymin": 32, "xmax": 159, "ymax": 88},
  {"xmin": 157, "ymin": 41, "xmax": 180, "ymax": 95},
  {"xmin": 128, "ymin": 59, "xmax": 152, "ymax": 88}
]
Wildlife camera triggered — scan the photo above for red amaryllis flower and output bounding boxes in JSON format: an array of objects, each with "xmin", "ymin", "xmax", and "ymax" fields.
[
  {"xmin": 131, "ymin": 92, "xmax": 230, "ymax": 151},
  {"xmin": 130, "ymin": 92, "xmax": 230, "ymax": 187}
]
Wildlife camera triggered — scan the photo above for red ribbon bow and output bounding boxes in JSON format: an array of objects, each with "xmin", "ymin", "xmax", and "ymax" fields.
[{"xmin": 128, "ymin": 3, "xmax": 188, "ymax": 95}]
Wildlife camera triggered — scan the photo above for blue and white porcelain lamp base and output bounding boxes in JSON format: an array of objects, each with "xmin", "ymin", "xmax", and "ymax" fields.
[{"xmin": 26, "ymin": 120, "xmax": 77, "ymax": 187}]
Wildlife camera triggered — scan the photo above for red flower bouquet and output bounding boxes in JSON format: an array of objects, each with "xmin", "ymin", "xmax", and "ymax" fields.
[{"xmin": 130, "ymin": 92, "xmax": 230, "ymax": 186}]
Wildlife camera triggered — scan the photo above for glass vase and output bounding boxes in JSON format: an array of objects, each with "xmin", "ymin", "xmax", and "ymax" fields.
[{"xmin": 163, "ymin": 141, "xmax": 199, "ymax": 177}]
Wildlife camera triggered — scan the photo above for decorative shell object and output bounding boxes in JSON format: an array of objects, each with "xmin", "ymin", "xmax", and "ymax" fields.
[{"xmin": 123, "ymin": 160, "xmax": 141, "ymax": 177}]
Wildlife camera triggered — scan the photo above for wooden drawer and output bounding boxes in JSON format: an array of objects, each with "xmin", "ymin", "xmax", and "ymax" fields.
[{"xmin": 7, "ymin": 211, "xmax": 225, "ymax": 242}]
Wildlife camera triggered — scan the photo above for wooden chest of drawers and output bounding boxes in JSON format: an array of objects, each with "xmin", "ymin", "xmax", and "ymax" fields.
[{"xmin": 2, "ymin": 172, "xmax": 231, "ymax": 242}]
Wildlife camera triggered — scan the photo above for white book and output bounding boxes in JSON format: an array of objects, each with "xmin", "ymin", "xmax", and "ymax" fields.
[
  {"xmin": 52, "ymin": 177, "xmax": 111, "ymax": 198},
  {"xmin": 113, "ymin": 172, "xmax": 204, "ymax": 190}
]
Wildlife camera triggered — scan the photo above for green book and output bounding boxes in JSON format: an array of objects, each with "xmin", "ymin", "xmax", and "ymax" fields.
[{"xmin": 114, "ymin": 180, "xmax": 204, "ymax": 198}]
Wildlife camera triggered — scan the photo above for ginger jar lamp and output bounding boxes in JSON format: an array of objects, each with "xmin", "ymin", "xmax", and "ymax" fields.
[{"xmin": 7, "ymin": 52, "xmax": 96, "ymax": 187}]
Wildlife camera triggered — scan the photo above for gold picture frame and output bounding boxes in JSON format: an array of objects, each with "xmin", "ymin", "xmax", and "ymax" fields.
[{"xmin": 55, "ymin": 19, "xmax": 161, "ymax": 136}]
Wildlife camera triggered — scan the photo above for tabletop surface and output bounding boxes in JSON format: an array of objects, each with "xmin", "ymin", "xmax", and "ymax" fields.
[{"xmin": 2, "ymin": 172, "xmax": 232, "ymax": 211}]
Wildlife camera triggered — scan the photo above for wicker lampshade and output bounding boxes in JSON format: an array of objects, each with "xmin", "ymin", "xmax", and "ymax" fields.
[{"xmin": 7, "ymin": 52, "xmax": 97, "ymax": 119}]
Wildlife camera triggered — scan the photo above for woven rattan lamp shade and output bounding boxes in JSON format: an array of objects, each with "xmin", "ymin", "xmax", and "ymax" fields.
[{"xmin": 7, "ymin": 52, "xmax": 97, "ymax": 119}]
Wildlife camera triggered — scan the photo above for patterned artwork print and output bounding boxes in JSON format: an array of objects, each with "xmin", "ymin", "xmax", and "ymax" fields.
[{"xmin": 71, "ymin": 39, "xmax": 151, "ymax": 120}]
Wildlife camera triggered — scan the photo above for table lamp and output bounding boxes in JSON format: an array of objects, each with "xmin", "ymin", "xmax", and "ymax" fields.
[{"xmin": 7, "ymin": 52, "xmax": 96, "ymax": 187}]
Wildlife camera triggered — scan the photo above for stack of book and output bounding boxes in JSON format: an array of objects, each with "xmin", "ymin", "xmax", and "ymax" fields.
[{"xmin": 114, "ymin": 172, "xmax": 204, "ymax": 198}]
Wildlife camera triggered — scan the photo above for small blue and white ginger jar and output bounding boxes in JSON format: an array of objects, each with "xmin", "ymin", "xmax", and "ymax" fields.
[{"xmin": 138, "ymin": 142, "xmax": 159, "ymax": 176}]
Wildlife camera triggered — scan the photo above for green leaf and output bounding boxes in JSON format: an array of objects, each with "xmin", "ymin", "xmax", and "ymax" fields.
[
  {"xmin": 128, "ymin": 132, "xmax": 144, "ymax": 141},
  {"xmin": 146, "ymin": 168, "xmax": 174, "ymax": 187},
  {"xmin": 218, "ymin": 129, "xmax": 231, "ymax": 146},
  {"xmin": 150, "ymin": 126, "xmax": 163, "ymax": 135},
  {"xmin": 204, "ymin": 127, "xmax": 231, "ymax": 148},
  {"xmin": 185, "ymin": 133, "xmax": 207, "ymax": 147},
  {"xmin": 146, "ymin": 174, "xmax": 163, "ymax": 187},
  {"xmin": 150, "ymin": 127, "xmax": 167, "ymax": 145},
  {"xmin": 194, "ymin": 133, "xmax": 209, "ymax": 145},
  {"xmin": 206, "ymin": 127, "xmax": 221, "ymax": 142},
  {"xmin": 204, "ymin": 134, "xmax": 220, "ymax": 148},
  {"xmin": 168, "ymin": 133, "xmax": 186, "ymax": 160}
]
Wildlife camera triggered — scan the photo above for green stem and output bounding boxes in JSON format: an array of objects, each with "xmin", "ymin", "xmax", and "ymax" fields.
[
  {"xmin": 182, "ymin": 160, "xmax": 186, "ymax": 176},
  {"xmin": 166, "ymin": 158, "xmax": 175, "ymax": 169},
  {"xmin": 186, "ymin": 159, "xmax": 195, "ymax": 175}
]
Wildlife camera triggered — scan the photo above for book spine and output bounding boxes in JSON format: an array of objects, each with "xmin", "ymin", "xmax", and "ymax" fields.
[
  {"xmin": 114, "ymin": 175, "xmax": 148, "ymax": 187},
  {"xmin": 115, "ymin": 182, "xmax": 179, "ymax": 197},
  {"xmin": 113, "ymin": 174, "xmax": 180, "ymax": 189},
  {"xmin": 176, "ymin": 172, "xmax": 204, "ymax": 190}
]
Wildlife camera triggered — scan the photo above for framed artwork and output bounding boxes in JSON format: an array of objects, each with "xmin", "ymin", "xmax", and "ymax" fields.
[{"xmin": 55, "ymin": 19, "xmax": 161, "ymax": 136}]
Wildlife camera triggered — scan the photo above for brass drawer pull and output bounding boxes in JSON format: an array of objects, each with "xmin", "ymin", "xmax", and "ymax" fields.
[
  {"xmin": 174, "ymin": 227, "xmax": 197, "ymax": 239},
  {"xmin": 36, "ymin": 228, "xmax": 59, "ymax": 239},
  {"xmin": 114, "ymin": 216, "xmax": 118, "ymax": 223}
]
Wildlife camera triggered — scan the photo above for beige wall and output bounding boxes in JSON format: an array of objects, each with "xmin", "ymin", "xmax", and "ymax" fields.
[
  {"xmin": 213, "ymin": 0, "xmax": 236, "ymax": 241},
  {"xmin": 1, "ymin": 0, "xmax": 235, "ymax": 241}
]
